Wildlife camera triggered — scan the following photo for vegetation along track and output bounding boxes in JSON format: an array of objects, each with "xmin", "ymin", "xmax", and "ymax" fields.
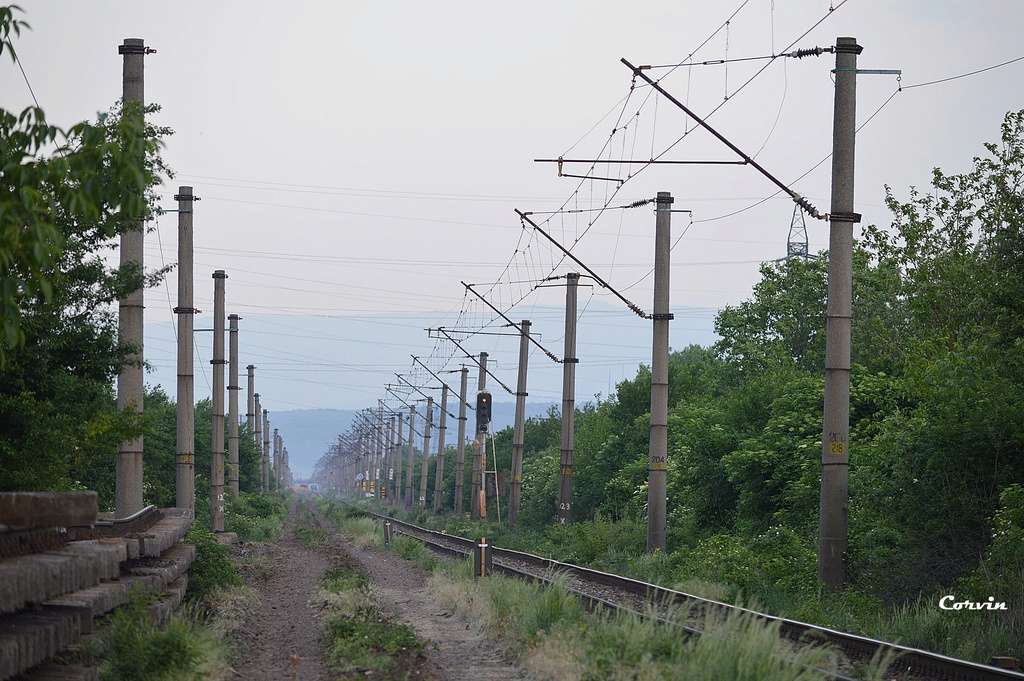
[{"xmin": 365, "ymin": 510, "xmax": 1024, "ymax": 681}]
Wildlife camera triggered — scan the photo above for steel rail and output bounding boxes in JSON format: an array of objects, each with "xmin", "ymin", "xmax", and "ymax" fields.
[{"xmin": 367, "ymin": 511, "xmax": 1024, "ymax": 681}]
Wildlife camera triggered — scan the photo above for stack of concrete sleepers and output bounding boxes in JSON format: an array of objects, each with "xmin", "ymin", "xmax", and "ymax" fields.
[{"xmin": 0, "ymin": 494, "xmax": 193, "ymax": 680}]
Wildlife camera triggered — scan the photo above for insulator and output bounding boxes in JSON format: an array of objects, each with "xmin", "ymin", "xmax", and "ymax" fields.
[{"xmin": 790, "ymin": 46, "xmax": 829, "ymax": 59}]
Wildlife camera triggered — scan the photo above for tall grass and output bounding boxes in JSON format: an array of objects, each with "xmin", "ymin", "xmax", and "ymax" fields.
[
  {"xmin": 353, "ymin": 497, "xmax": 1021, "ymax": 666},
  {"xmin": 91, "ymin": 595, "xmax": 230, "ymax": 681},
  {"xmin": 225, "ymin": 492, "xmax": 287, "ymax": 542},
  {"xmin": 427, "ymin": 562, "xmax": 867, "ymax": 681}
]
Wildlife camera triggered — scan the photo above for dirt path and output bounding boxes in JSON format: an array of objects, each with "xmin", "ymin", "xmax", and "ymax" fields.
[
  {"xmin": 232, "ymin": 498, "xmax": 331, "ymax": 681},
  {"xmin": 323, "ymin": 517, "xmax": 526, "ymax": 681}
]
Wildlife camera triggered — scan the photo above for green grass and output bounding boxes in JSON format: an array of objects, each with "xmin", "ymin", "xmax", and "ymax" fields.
[
  {"xmin": 184, "ymin": 527, "xmax": 242, "ymax": 607},
  {"xmin": 427, "ymin": 563, "xmax": 890, "ymax": 681},
  {"xmin": 316, "ymin": 561, "xmax": 423, "ymax": 676},
  {"xmin": 91, "ymin": 595, "xmax": 229, "ymax": 681},
  {"xmin": 349, "ymin": 497, "xmax": 1023, "ymax": 666},
  {"xmin": 295, "ymin": 525, "xmax": 328, "ymax": 548},
  {"xmin": 325, "ymin": 499, "xmax": 898, "ymax": 680},
  {"xmin": 323, "ymin": 611, "xmax": 421, "ymax": 673},
  {"xmin": 322, "ymin": 566, "xmax": 368, "ymax": 593},
  {"xmin": 224, "ymin": 492, "xmax": 287, "ymax": 542},
  {"xmin": 391, "ymin": 535, "xmax": 437, "ymax": 570}
]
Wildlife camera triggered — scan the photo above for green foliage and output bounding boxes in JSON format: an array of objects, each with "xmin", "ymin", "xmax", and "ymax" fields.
[
  {"xmin": 0, "ymin": 6, "xmax": 171, "ymax": 365},
  {"xmin": 0, "ymin": 6, "xmax": 173, "ymax": 504},
  {"xmin": 295, "ymin": 525, "xmax": 327, "ymax": 548},
  {"xmin": 92, "ymin": 595, "xmax": 223, "ymax": 681},
  {"xmin": 224, "ymin": 492, "xmax": 286, "ymax": 542},
  {"xmin": 184, "ymin": 526, "xmax": 241, "ymax": 606},
  {"xmin": 431, "ymin": 560, "xmax": 843, "ymax": 681},
  {"xmin": 392, "ymin": 534, "xmax": 437, "ymax": 570},
  {"xmin": 324, "ymin": 611, "xmax": 421, "ymax": 674},
  {"xmin": 322, "ymin": 566, "xmax": 368, "ymax": 593},
  {"xmin": 317, "ymin": 561, "xmax": 422, "ymax": 676},
  {"xmin": 679, "ymin": 526, "xmax": 817, "ymax": 601}
]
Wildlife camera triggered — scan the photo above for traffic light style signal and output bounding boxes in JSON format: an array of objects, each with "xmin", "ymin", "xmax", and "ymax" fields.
[{"xmin": 476, "ymin": 391, "xmax": 492, "ymax": 433}]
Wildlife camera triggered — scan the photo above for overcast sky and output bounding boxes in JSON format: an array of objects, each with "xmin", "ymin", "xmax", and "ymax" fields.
[{"xmin": 4, "ymin": 1, "xmax": 1022, "ymax": 423}]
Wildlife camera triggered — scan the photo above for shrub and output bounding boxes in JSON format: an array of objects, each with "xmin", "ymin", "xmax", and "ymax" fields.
[
  {"xmin": 224, "ymin": 492, "xmax": 286, "ymax": 542},
  {"xmin": 93, "ymin": 596, "xmax": 226, "ymax": 681},
  {"xmin": 185, "ymin": 527, "xmax": 241, "ymax": 606}
]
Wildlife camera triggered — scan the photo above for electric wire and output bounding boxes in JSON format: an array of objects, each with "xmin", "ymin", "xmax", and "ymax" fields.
[{"xmin": 902, "ymin": 54, "xmax": 1024, "ymax": 89}]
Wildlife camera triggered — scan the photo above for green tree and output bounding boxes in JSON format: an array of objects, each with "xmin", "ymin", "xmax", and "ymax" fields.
[{"xmin": 0, "ymin": 5, "xmax": 172, "ymax": 504}]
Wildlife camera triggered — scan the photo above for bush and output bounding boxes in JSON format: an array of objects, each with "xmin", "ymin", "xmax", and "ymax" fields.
[
  {"xmin": 225, "ymin": 492, "xmax": 286, "ymax": 542},
  {"xmin": 677, "ymin": 527, "xmax": 816, "ymax": 602},
  {"xmin": 93, "ymin": 595, "xmax": 226, "ymax": 681},
  {"xmin": 185, "ymin": 527, "xmax": 241, "ymax": 606}
]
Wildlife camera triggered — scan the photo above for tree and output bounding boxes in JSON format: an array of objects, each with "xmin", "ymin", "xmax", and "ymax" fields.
[{"xmin": 0, "ymin": 5, "xmax": 172, "ymax": 504}]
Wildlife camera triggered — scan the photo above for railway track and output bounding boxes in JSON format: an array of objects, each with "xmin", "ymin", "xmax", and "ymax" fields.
[{"xmin": 365, "ymin": 510, "xmax": 1023, "ymax": 681}]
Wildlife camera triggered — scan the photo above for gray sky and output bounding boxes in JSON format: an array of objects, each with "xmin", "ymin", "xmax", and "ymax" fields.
[{"xmin": 4, "ymin": 1, "xmax": 1023, "ymax": 419}]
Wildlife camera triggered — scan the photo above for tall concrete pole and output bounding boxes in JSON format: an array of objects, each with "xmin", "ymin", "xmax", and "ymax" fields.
[
  {"xmin": 395, "ymin": 413, "xmax": 405, "ymax": 504},
  {"xmin": 432, "ymin": 385, "xmax": 449, "ymax": 513},
  {"xmin": 262, "ymin": 409, "xmax": 271, "ymax": 492},
  {"xmin": 227, "ymin": 315, "xmax": 240, "ymax": 497},
  {"xmin": 404, "ymin": 406, "xmax": 416, "ymax": 509},
  {"xmin": 387, "ymin": 415, "xmax": 397, "ymax": 502},
  {"xmin": 557, "ymin": 273, "xmax": 580, "ymax": 524},
  {"xmin": 376, "ymin": 403, "xmax": 385, "ymax": 499},
  {"xmin": 173, "ymin": 186, "xmax": 195, "ymax": 515},
  {"xmin": 272, "ymin": 429, "xmax": 280, "ymax": 491},
  {"xmin": 251, "ymin": 393, "xmax": 260, "ymax": 489},
  {"xmin": 246, "ymin": 365, "xmax": 256, "ymax": 443},
  {"xmin": 509, "ymin": 320, "xmax": 531, "ymax": 527},
  {"xmin": 418, "ymin": 397, "xmax": 434, "ymax": 507},
  {"xmin": 646, "ymin": 193, "xmax": 673, "ymax": 552},
  {"xmin": 254, "ymin": 393, "xmax": 263, "ymax": 491},
  {"xmin": 115, "ymin": 38, "xmax": 149, "ymax": 518},
  {"xmin": 454, "ymin": 367, "xmax": 469, "ymax": 514},
  {"xmin": 210, "ymin": 271, "xmax": 227, "ymax": 532},
  {"xmin": 819, "ymin": 36, "xmax": 861, "ymax": 590},
  {"xmin": 471, "ymin": 353, "xmax": 488, "ymax": 520}
]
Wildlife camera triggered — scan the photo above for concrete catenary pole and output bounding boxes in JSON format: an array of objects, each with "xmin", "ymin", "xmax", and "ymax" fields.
[
  {"xmin": 404, "ymin": 406, "xmax": 416, "ymax": 509},
  {"xmin": 471, "ymin": 353, "xmax": 488, "ymax": 520},
  {"xmin": 557, "ymin": 273, "xmax": 580, "ymax": 524},
  {"xmin": 254, "ymin": 393, "xmax": 263, "ymax": 491},
  {"xmin": 418, "ymin": 397, "xmax": 434, "ymax": 507},
  {"xmin": 115, "ymin": 38, "xmax": 149, "ymax": 518},
  {"xmin": 509, "ymin": 320, "xmax": 531, "ymax": 527},
  {"xmin": 394, "ymin": 413, "xmax": 405, "ymax": 504},
  {"xmin": 646, "ymin": 193, "xmax": 673, "ymax": 552},
  {"xmin": 387, "ymin": 415, "xmax": 397, "ymax": 502},
  {"xmin": 227, "ymin": 314, "xmax": 240, "ymax": 497},
  {"xmin": 818, "ymin": 36, "xmax": 861, "ymax": 590},
  {"xmin": 272, "ymin": 429, "xmax": 280, "ymax": 491},
  {"xmin": 376, "ymin": 403, "xmax": 385, "ymax": 499},
  {"xmin": 210, "ymin": 271, "xmax": 227, "ymax": 532},
  {"xmin": 173, "ymin": 186, "xmax": 195, "ymax": 515},
  {"xmin": 454, "ymin": 367, "xmax": 469, "ymax": 514},
  {"xmin": 246, "ymin": 365, "xmax": 256, "ymax": 443},
  {"xmin": 432, "ymin": 385, "xmax": 449, "ymax": 512},
  {"xmin": 262, "ymin": 409, "xmax": 271, "ymax": 492}
]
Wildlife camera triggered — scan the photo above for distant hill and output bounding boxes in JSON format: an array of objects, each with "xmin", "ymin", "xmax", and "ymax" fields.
[{"xmin": 273, "ymin": 401, "xmax": 556, "ymax": 479}]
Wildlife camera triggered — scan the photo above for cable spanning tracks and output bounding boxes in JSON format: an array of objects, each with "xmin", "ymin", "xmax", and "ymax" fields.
[{"xmin": 366, "ymin": 511, "xmax": 1023, "ymax": 681}]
